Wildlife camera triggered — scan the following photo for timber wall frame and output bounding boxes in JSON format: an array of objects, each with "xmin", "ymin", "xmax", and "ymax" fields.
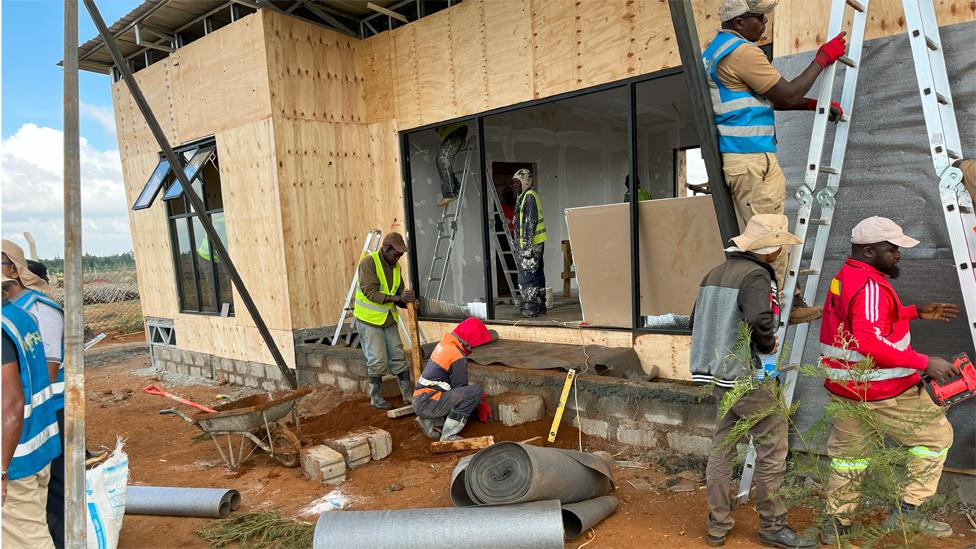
[{"xmin": 111, "ymin": 0, "xmax": 976, "ymax": 379}]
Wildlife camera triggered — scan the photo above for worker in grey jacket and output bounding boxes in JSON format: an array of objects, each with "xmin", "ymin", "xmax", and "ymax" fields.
[{"xmin": 689, "ymin": 214, "xmax": 814, "ymax": 549}]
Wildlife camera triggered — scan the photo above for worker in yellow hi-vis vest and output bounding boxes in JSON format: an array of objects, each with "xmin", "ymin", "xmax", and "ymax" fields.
[
  {"xmin": 512, "ymin": 168, "xmax": 547, "ymax": 318},
  {"xmin": 354, "ymin": 232, "xmax": 417, "ymax": 410}
]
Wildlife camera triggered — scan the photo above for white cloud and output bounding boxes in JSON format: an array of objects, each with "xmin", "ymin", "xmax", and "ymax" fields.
[
  {"xmin": 81, "ymin": 102, "xmax": 118, "ymax": 140},
  {"xmin": 1, "ymin": 123, "xmax": 133, "ymax": 258}
]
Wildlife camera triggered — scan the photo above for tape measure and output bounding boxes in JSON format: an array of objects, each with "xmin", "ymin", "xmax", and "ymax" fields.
[{"xmin": 547, "ymin": 368, "xmax": 577, "ymax": 442}]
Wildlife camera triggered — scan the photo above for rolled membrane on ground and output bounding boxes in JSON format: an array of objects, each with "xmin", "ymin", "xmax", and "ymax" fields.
[{"xmin": 125, "ymin": 486, "xmax": 241, "ymax": 518}]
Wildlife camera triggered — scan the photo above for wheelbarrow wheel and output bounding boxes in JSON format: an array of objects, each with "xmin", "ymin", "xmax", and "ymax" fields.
[{"xmin": 270, "ymin": 427, "xmax": 302, "ymax": 468}]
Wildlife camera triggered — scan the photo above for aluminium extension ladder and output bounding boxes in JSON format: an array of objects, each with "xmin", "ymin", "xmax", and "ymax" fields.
[
  {"xmin": 424, "ymin": 138, "xmax": 475, "ymax": 300},
  {"xmin": 331, "ymin": 229, "xmax": 412, "ymax": 348},
  {"xmin": 487, "ymin": 182, "xmax": 521, "ymax": 302},
  {"xmin": 737, "ymin": 0, "xmax": 975, "ymax": 502}
]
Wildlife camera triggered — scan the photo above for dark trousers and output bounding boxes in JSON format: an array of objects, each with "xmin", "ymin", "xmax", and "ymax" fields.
[
  {"xmin": 413, "ymin": 384, "xmax": 482, "ymax": 419},
  {"xmin": 517, "ymin": 243, "xmax": 546, "ymax": 315},
  {"xmin": 436, "ymin": 125, "xmax": 468, "ymax": 198},
  {"xmin": 706, "ymin": 384, "xmax": 788, "ymax": 538},
  {"xmin": 47, "ymin": 408, "xmax": 65, "ymax": 548}
]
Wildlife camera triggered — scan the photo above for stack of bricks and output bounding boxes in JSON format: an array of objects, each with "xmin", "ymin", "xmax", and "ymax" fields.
[{"xmin": 301, "ymin": 427, "xmax": 393, "ymax": 485}]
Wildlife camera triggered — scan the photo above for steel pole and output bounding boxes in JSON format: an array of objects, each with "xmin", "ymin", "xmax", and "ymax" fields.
[
  {"xmin": 668, "ymin": 0, "xmax": 740, "ymax": 245},
  {"xmin": 63, "ymin": 0, "xmax": 87, "ymax": 546},
  {"xmin": 81, "ymin": 0, "xmax": 297, "ymax": 389}
]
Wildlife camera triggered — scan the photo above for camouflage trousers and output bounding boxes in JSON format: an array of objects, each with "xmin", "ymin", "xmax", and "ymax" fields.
[
  {"xmin": 436, "ymin": 125, "xmax": 468, "ymax": 198},
  {"xmin": 517, "ymin": 243, "xmax": 546, "ymax": 316}
]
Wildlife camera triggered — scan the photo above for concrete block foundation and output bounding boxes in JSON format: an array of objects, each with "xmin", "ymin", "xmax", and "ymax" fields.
[
  {"xmin": 493, "ymin": 392, "xmax": 546, "ymax": 426},
  {"xmin": 300, "ymin": 445, "xmax": 346, "ymax": 486}
]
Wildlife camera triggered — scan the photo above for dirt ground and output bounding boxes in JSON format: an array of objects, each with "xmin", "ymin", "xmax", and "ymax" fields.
[{"xmin": 84, "ymin": 343, "xmax": 976, "ymax": 549}]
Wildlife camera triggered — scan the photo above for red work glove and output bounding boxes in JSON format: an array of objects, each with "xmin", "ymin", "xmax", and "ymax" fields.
[
  {"xmin": 476, "ymin": 392, "xmax": 492, "ymax": 423},
  {"xmin": 805, "ymin": 98, "xmax": 844, "ymax": 121},
  {"xmin": 815, "ymin": 32, "xmax": 847, "ymax": 68}
]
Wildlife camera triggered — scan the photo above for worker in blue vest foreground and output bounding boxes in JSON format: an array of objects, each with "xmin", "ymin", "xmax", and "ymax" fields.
[
  {"xmin": 354, "ymin": 232, "xmax": 416, "ymax": 410},
  {"xmin": 690, "ymin": 214, "xmax": 816, "ymax": 549},
  {"xmin": 706, "ymin": 0, "xmax": 847, "ymax": 325},
  {"xmin": 2, "ymin": 239, "xmax": 65, "ymax": 548},
  {"xmin": 414, "ymin": 318, "xmax": 496, "ymax": 441},
  {"xmin": 512, "ymin": 168, "xmax": 547, "ymax": 318},
  {"xmin": 2, "ymin": 275, "xmax": 62, "ymax": 549},
  {"xmin": 819, "ymin": 217, "xmax": 958, "ymax": 544}
]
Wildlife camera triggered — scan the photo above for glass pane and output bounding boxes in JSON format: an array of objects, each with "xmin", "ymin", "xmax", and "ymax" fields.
[
  {"xmin": 211, "ymin": 212, "xmax": 234, "ymax": 314},
  {"xmin": 173, "ymin": 218, "xmax": 198, "ymax": 311},
  {"xmin": 132, "ymin": 158, "xmax": 171, "ymax": 210},
  {"xmin": 482, "ymin": 86, "xmax": 631, "ymax": 326},
  {"xmin": 191, "ymin": 216, "xmax": 218, "ymax": 313},
  {"xmin": 407, "ymin": 120, "xmax": 487, "ymax": 318},
  {"xmin": 202, "ymin": 156, "xmax": 222, "ymax": 211},
  {"xmin": 164, "ymin": 145, "xmax": 214, "ymax": 200},
  {"xmin": 635, "ymin": 74, "xmax": 724, "ymax": 330}
]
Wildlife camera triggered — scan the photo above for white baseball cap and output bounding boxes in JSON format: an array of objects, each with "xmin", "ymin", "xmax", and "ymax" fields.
[
  {"xmin": 719, "ymin": 0, "xmax": 780, "ymax": 23},
  {"xmin": 851, "ymin": 216, "xmax": 920, "ymax": 248}
]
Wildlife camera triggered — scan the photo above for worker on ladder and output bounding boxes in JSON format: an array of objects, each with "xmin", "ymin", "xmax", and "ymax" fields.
[
  {"xmin": 436, "ymin": 122, "xmax": 468, "ymax": 207},
  {"xmin": 513, "ymin": 168, "xmax": 547, "ymax": 318},
  {"xmin": 705, "ymin": 0, "xmax": 848, "ymax": 324},
  {"xmin": 354, "ymin": 232, "xmax": 417, "ymax": 410},
  {"xmin": 819, "ymin": 217, "xmax": 959, "ymax": 544}
]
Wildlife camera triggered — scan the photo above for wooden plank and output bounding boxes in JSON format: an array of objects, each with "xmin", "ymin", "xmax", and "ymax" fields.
[
  {"xmin": 391, "ymin": 26, "xmax": 421, "ymax": 129},
  {"xmin": 530, "ymin": 0, "xmax": 578, "ymax": 99},
  {"xmin": 431, "ymin": 435, "xmax": 495, "ymax": 454},
  {"xmin": 387, "ymin": 404, "xmax": 415, "ymax": 418},
  {"xmin": 450, "ymin": 0, "xmax": 489, "ymax": 117},
  {"xmin": 483, "ymin": 0, "xmax": 533, "ymax": 110},
  {"xmin": 413, "ymin": 8, "xmax": 455, "ymax": 127},
  {"xmin": 362, "ymin": 33, "xmax": 395, "ymax": 123},
  {"xmin": 419, "ymin": 321, "xmax": 633, "ymax": 348},
  {"xmin": 578, "ymin": 0, "xmax": 633, "ymax": 89},
  {"xmin": 631, "ymin": 0, "xmax": 679, "ymax": 75},
  {"xmin": 214, "ymin": 118, "xmax": 292, "ymax": 331}
]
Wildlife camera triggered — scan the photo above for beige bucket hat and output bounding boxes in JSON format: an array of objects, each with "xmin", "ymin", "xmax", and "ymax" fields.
[
  {"xmin": 730, "ymin": 214, "xmax": 801, "ymax": 252},
  {"xmin": 720, "ymin": 0, "xmax": 780, "ymax": 22},
  {"xmin": 2, "ymin": 239, "xmax": 54, "ymax": 295}
]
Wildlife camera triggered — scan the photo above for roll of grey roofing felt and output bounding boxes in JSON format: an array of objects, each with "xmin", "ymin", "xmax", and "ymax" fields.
[
  {"xmin": 124, "ymin": 486, "xmax": 241, "ymax": 518},
  {"xmin": 312, "ymin": 500, "xmax": 564, "ymax": 549},
  {"xmin": 561, "ymin": 495, "xmax": 620, "ymax": 539}
]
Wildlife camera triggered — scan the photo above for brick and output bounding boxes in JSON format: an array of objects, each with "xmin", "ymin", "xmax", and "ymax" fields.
[
  {"xmin": 305, "ymin": 353, "xmax": 325, "ymax": 371},
  {"xmin": 265, "ymin": 364, "xmax": 284, "ymax": 380},
  {"xmin": 317, "ymin": 372, "xmax": 337, "ymax": 386},
  {"xmin": 327, "ymin": 357, "xmax": 348, "ymax": 374},
  {"xmin": 300, "ymin": 445, "xmax": 346, "ymax": 485},
  {"xmin": 571, "ymin": 416, "xmax": 610, "ymax": 438},
  {"xmin": 493, "ymin": 393, "xmax": 545, "ymax": 427},
  {"xmin": 348, "ymin": 427, "xmax": 393, "ymax": 460},
  {"xmin": 261, "ymin": 381, "xmax": 277, "ymax": 392},
  {"xmin": 615, "ymin": 421, "xmax": 659, "ymax": 448},
  {"xmin": 336, "ymin": 376, "xmax": 360, "ymax": 393},
  {"xmin": 250, "ymin": 362, "xmax": 267, "ymax": 378},
  {"xmin": 347, "ymin": 360, "xmax": 368, "ymax": 378},
  {"xmin": 666, "ymin": 432, "xmax": 711, "ymax": 456},
  {"xmin": 324, "ymin": 434, "xmax": 372, "ymax": 469}
]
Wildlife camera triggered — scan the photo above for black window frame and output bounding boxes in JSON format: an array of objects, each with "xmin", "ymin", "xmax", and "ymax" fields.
[
  {"xmin": 401, "ymin": 66, "xmax": 702, "ymax": 335},
  {"xmin": 163, "ymin": 137, "xmax": 233, "ymax": 316}
]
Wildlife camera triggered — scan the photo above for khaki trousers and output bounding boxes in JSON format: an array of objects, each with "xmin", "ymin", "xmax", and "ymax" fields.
[
  {"xmin": 722, "ymin": 152, "xmax": 788, "ymax": 290},
  {"xmin": 825, "ymin": 387, "xmax": 953, "ymax": 523},
  {"xmin": 2, "ymin": 464, "xmax": 54, "ymax": 549},
  {"xmin": 706, "ymin": 384, "xmax": 789, "ymax": 537}
]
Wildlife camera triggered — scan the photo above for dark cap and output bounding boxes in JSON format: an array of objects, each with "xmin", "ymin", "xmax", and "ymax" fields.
[{"xmin": 382, "ymin": 232, "xmax": 409, "ymax": 253}]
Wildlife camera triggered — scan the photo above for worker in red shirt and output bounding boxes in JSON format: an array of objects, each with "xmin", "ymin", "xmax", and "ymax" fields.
[{"xmin": 818, "ymin": 216, "xmax": 959, "ymax": 544}]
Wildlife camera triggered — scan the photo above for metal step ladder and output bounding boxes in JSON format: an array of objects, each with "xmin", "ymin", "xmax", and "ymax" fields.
[
  {"xmin": 424, "ymin": 138, "xmax": 475, "ymax": 301},
  {"xmin": 487, "ymin": 183, "xmax": 521, "ymax": 302},
  {"xmin": 737, "ymin": 0, "xmax": 869, "ymax": 502},
  {"xmin": 739, "ymin": 0, "xmax": 975, "ymax": 502},
  {"xmin": 331, "ymin": 229, "xmax": 412, "ymax": 348}
]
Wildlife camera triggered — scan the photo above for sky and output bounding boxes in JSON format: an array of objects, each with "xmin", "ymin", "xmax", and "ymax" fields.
[{"xmin": 2, "ymin": 0, "xmax": 142, "ymax": 259}]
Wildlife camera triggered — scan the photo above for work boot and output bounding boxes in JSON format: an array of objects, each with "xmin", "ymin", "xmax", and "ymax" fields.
[
  {"xmin": 436, "ymin": 195, "xmax": 458, "ymax": 207},
  {"xmin": 883, "ymin": 502, "xmax": 953, "ymax": 538},
  {"xmin": 706, "ymin": 533, "xmax": 726, "ymax": 547},
  {"xmin": 368, "ymin": 376, "xmax": 392, "ymax": 410},
  {"xmin": 416, "ymin": 417, "xmax": 439, "ymax": 440},
  {"xmin": 439, "ymin": 410, "xmax": 468, "ymax": 442},
  {"xmin": 789, "ymin": 296, "xmax": 822, "ymax": 325},
  {"xmin": 396, "ymin": 371, "xmax": 414, "ymax": 404},
  {"xmin": 757, "ymin": 525, "xmax": 817, "ymax": 548},
  {"xmin": 819, "ymin": 519, "xmax": 855, "ymax": 546}
]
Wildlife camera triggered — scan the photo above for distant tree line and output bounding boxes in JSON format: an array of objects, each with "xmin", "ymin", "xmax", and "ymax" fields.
[{"xmin": 38, "ymin": 251, "xmax": 136, "ymax": 275}]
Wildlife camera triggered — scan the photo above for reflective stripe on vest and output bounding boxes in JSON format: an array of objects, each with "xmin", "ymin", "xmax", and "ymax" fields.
[
  {"xmin": 417, "ymin": 376, "xmax": 451, "ymax": 392},
  {"xmin": 908, "ymin": 445, "xmax": 947, "ymax": 459},
  {"xmin": 702, "ymin": 31, "xmax": 776, "ymax": 154},
  {"xmin": 831, "ymin": 457, "xmax": 869, "ymax": 472},
  {"xmin": 353, "ymin": 251, "xmax": 401, "ymax": 325},
  {"xmin": 14, "ymin": 289, "xmax": 65, "ymax": 405},
  {"xmin": 518, "ymin": 189, "xmax": 547, "ymax": 245},
  {"xmin": 821, "ymin": 331, "xmax": 917, "ymax": 382},
  {"xmin": 1, "ymin": 303, "xmax": 61, "ymax": 480}
]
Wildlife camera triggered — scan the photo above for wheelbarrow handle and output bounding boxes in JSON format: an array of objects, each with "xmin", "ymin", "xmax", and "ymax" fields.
[
  {"xmin": 159, "ymin": 408, "xmax": 197, "ymax": 425},
  {"xmin": 143, "ymin": 384, "xmax": 218, "ymax": 413}
]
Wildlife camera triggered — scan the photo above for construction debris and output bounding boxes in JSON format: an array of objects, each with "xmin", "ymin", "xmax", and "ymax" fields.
[
  {"xmin": 324, "ymin": 433, "xmax": 372, "ymax": 469},
  {"xmin": 197, "ymin": 511, "xmax": 313, "ymax": 549},
  {"xmin": 430, "ymin": 435, "xmax": 495, "ymax": 454},
  {"xmin": 300, "ymin": 445, "xmax": 346, "ymax": 486},
  {"xmin": 386, "ymin": 404, "xmax": 415, "ymax": 419},
  {"xmin": 493, "ymin": 392, "xmax": 545, "ymax": 427}
]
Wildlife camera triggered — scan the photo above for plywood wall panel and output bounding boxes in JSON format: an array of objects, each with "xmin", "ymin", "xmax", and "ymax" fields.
[
  {"xmin": 483, "ymin": 0, "xmax": 534, "ymax": 111},
  {"xmin": 362, "ymin": 33, "xmax": 395, "ymax": 123},
  {"xmin": 391, "ymin": 26, "xmax": 422, "ymax": 129},
  {"xmin": 530, "ymin": 0, "xmax": 579, "ymax": 99},
  {"xmin": 214, "ymin": 118, "xmax": 291, "ymax": 331},
  {"xmin": 578, "ymin": 0, "xmax": 635, "ymax": 89},
  {"xmin": 450, "ymin": 0, "xmax": 489, "ymax": 116},
  {"xmin": 175, "ymin": 315, "xmax": 296, "ymax": 368},
  {"xmin": 414, "ymin": 9, "xmax": 456, "ymax": 125},
  {"xmin": 111, "ymin": 61, "xmax": 177, "ymax": 159}
]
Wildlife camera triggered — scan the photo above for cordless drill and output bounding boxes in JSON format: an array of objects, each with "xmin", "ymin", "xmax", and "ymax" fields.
[{"xmin": 930, "ymin": 353, "xmax": 976, "ymax": 407}]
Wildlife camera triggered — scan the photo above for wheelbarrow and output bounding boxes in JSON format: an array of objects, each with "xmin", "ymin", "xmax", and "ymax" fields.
[{"xmin": 160, "ymin": 387, "xmax": 313, "ymax": 471}]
